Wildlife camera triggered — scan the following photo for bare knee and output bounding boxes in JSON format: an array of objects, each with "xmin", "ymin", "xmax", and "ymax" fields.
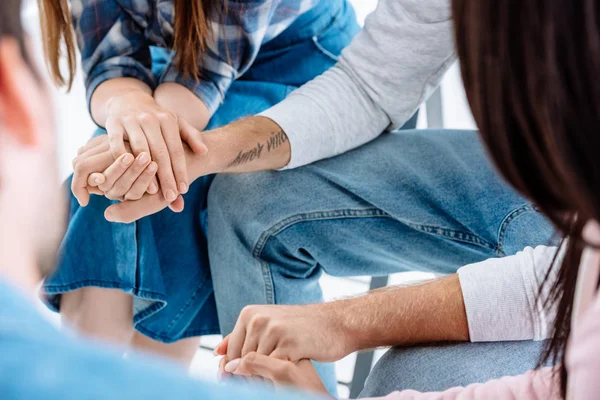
[{"xmin": 61, "ymin": 287, "xmax": 134, "ymax": 346}]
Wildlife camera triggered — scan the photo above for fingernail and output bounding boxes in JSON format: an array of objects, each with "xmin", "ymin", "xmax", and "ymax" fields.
[
  {"xmin": 148, "ymin": 182, "xmax": 158, "ymax": 194},
  {"xmin": 122, "ymin": 154, "xmax": 134, "ymax": 166},
  {"xmin": 147, "ymin": 163, "xmax": 158, "ymax": 173},
  {"xmin": 179, "ymin": 182, "xmax": 188, "ymax": 194},
  {"xmin": 213, "ymin": 345, "xmax": 221, "ymax": 356},
  {"xmin": 224, "ymin": 359, "xmax": 240, "ymax": 373},
  {"xmin": 165, "ymin": 190, "xmax": 177, "ymax": 202},
  {"xmin": 105, "ymin": 209, "xmax": 115, "ymax": 222},
  {"xmin": 138, "ymin": 152, "xmax": 149, "ymax": 165},
  {"xmin": 93, "ymin": 174, "xmax": 104, "ymax": 185}
]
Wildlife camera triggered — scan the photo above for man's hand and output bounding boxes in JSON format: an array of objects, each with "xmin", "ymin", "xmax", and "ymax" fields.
[
  {"xmin": 215, "ymin": 275, "xmax": 469, "ymax": 373},
  {"xmin": 214, "ymin": 304, "xmax": 353, "ymax": 365},
  {"xmin": 224, "ymin": 353, "xmax": 331, "ymax": 397}
]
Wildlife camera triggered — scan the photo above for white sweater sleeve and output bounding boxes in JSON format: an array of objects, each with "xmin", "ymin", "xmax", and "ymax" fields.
[
  {"xmin": 260, "ymin": 0, "xmax": 456, "ymax": 169},
  {"xmin": 458, "ymin": 245, "xmax": 563, "ymax": 342}
]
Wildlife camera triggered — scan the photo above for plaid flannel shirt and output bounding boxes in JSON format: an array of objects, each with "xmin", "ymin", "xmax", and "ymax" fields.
[{"xmin": 72, "ymin": 0, "xmax": 318, "ymax": 114}]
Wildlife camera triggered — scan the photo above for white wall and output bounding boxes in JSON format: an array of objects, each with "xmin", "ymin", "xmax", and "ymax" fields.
[{"xmin": 23, "ymin": 0, "xmax": 475, "ymax": 180}]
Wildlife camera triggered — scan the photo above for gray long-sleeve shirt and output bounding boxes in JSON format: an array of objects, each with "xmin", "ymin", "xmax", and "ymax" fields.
[
  {"xmin": 261, "ymin": 0, "xmax": 455, "ymax": 168},
  {"xmin": 261, "ymin": 0, "xmax": 559, "ymax": 342}
]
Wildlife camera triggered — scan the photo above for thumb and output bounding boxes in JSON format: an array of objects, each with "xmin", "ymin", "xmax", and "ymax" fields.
[
  {"xmin": 214, "ymin": 335, "xmax": 230, "ymax": 356},
  {"xmin": 179, "ymin": 118, "xmax": 208, "ymax": 155}
]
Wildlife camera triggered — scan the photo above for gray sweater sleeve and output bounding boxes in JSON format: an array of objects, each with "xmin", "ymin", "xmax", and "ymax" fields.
[
  {"xmin": 458, "ymin": 245, "xmax": 563, "ymax": 342},
  {"xmin": 260, "ymin": 0, "xmax": 456, "ymax": 169}
]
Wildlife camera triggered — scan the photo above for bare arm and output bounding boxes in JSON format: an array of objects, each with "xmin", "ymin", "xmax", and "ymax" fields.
[
  {"xmin": 339, "ymin": 274, "xmax": 469, "ymax": 351},
  {"xmin": 153, "ymin": 82, "xmax": 211, "ymax": 131},
  {"xmin": 200, "ymin": 116, "xmax": 291, "ymax": 174},
  {"xmin": 215, "ymin": 274, "xmax": 468, "ymax": 365},
  {"xmin": 90, "ymin": 78, "xmax": 152, "ymax": 127}
]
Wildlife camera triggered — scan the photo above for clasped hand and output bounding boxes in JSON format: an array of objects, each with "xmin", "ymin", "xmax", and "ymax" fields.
[
  {"xmin": 71, "ymin": 91, "xmax": 207, "ymax": 221},
  {"xmin": 213, "ymin": 304, "xmax": 354, "ymax": 397}
]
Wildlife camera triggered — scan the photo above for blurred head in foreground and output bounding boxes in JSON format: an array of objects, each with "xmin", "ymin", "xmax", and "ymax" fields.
[{"xmin": 0, "ymin": 0, "xmax": 66, "ymax": 288}]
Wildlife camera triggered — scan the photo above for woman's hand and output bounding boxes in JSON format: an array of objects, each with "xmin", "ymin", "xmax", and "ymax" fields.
[
  {"xmin": 222, "ymin": 353, "xmax": 331, "ymax": 397},
  {"xmin": 104, "ymin": 90, "xmax": 207, "ymax": 202},
  {"xmin": 71, "ymin": 135, "xmax": 158, "ymax": 206},
  {"xmin": 89, "ymin": 152, "xmax": 159, "ymax": 201}
]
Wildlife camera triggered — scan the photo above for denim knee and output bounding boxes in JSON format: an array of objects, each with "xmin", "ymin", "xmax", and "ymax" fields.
[{"xmin": 208, "ymin": 171, "xmax": 289, "ymax": 238}]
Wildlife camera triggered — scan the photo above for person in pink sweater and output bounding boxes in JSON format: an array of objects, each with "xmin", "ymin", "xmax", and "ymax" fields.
[{"xmin": 215, "ymin": 0, "xmax": 600, "ymax": 399}]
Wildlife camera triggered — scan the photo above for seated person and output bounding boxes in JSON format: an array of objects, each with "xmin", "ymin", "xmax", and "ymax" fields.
[
  {"xmin": 211, "ymin": 0, "xmax": 600, "ymax": 399},
  {"xmin": 70, "ymin": 0, "xmax": 558, "ymax": 391}
]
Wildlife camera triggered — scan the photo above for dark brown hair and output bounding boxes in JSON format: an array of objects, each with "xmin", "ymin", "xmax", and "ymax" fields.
[
  {"xmin": 37, "ymin": 0, "xmax": 224, "ymax": 89},
  {"xmin": 453, "ymin": 0, "xmax": 600, "ymax": 397}
]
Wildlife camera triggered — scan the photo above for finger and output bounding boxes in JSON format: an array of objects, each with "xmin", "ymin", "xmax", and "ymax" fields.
[
  {"xmin": 147, "ymin": 176, "xmax": 159, "ymax": 195},
  {"xmin": 167, "ymin": 195, "xmax": 184, "ymax": 212},
  {"xmin": 256, "ymin": 335, "xmax": 278, "ymax": 358},
  {"xmin": 158, "ymin": 112, "xmax": 189, "ymax": 194},
  {"xmin": 180, "ymin": 118, "xmax": 208, "ymax": 155},
  {"xmin": 97, "ymin": 153, "xmax": 135, "ymax": 194},
  {"xmin": 226, "ymin": 322, "xmax": 247, "ymax": 363},
  {"xmin": 87, "ymin": 173, "xmax": 105, "ymax": 188},
  {"xmin": 214, "ymin": 335, "xmax": 230, "ymax": 356},
  {"xmin": 218, "ymin": 356, "xmax": 233, "ymax": 381},
  {"xmin": 106, "ymin": 117, "xmax": 128, "ymax": 159},
  {"xmin": 241, "ymin": 333, "xmax": 259, "ymax": 359},
  {"xmin": 122, "ymin": 117, "xmax": 151, "ymax": 156},
  {"xmin": 124, "ymin": 162, "xmax": 158, "ymax": 201},
  {"xmin": 227, "ymin": 353, "xmax": 292, "ymax": 382},
  {"xmin": 77, "ymin": 134, "xmax": 108, "ymax": 156},
  {"xmin": 106, "ymin": 152, "xmax": 152, "ymax": 199},
  {"xmin": 71, "ymin": 151, "xmax": 115, "ymax": 207},
  {"xmin": 104, "ymin": 191, "xmax": 171, "ymax": 223},
  {"xmin": 269, "ymin": 347, "xmax": 295, "ymax": 362},
  {"xmin": 139, "ymin": 113, "xmax": 178, "ymax": 202},
  {"xmin": 87, "ymin": 186, "xmax": 104, "ymax": 196}
]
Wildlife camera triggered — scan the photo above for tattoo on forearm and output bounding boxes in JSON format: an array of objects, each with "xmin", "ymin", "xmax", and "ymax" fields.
[
  {"xmin": 267, "ymin": 130, "xmax": 288, "ymax": 152},
  {"xmin": 228, "ymin": 142, "xmax": 264, "ymax": 168},
  {"xmin": 226, "ymin": 130, "xmax": 288, "ymax": 169}
]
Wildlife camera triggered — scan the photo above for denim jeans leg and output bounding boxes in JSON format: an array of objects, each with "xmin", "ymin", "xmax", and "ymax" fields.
[
  {"xmin": 359, "ymin": 340, "xmax": 547, "ymax": 397},
  {"xmin": 207, "ymin": 129, "xmax": 557, "ymax": 390}
]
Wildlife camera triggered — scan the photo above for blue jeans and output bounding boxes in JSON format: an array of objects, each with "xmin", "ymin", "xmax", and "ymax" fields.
[
  {"xmin": 43, "ymin": 0, "xmax": 360, "ymax": 344},
  {"xmin": 359, "ymin": 341, "xmax": 547, "ymax": 397},
  {"xmin": 207, "ymin": 129, "xmax": 556, "ymax": 393}
]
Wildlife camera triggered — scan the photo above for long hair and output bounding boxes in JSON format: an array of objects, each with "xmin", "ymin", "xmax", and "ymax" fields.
[
  {"xmin": 37, "ymin": 0, "xmax": 223, "ymax": 89},
  {"xmin": 453, "ymin": 0, "xmax": 600, "ymax": 397}
]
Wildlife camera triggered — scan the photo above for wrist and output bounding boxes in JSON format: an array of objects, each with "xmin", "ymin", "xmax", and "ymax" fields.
[
  {"xmin": 320, "ymin": 301, "xmax": 360, "ymax": 357},
  {"xmin": 105, "ymin": 89, "xmax": 154, "ymax": 115},
  {"xmin": 186, "ymin": 130, "xmax": 226, "ymax": 180}
]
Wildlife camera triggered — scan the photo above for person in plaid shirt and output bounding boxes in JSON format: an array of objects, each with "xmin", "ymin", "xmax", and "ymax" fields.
[{"xmin": 38, "ymin": 0, "xmax": 363, "ymax": 394}]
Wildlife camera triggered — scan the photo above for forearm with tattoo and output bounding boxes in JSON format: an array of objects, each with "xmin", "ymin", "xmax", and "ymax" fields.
[
  {"xmin": 226, "ymin": 130, "xmax": 288, "ymax": 169},
  {"xmin": 200, "ymin": 116, "xmax": 291, "ymax": 175}
]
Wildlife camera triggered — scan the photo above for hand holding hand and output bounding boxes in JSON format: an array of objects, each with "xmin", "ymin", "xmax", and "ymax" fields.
[
  {"xmin": 71, "ymin": 135, "xmax": 158, "ymax": 204},
  {"xmin": 215, "ymin": 304, "xmax": 353, "ymax": 366},
  {"xmin": 224, "ymin": 354, "xmax": 331, "ymax": 397},
  {"xmin": 104, "ymin": 90, "xmax": 207, "ymax": 202}
]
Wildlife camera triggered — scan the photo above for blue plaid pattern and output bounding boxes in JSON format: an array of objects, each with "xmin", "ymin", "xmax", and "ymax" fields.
[{"xmin": 71, "ymin": 0, "xmax": 318, "ymax": 114}]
